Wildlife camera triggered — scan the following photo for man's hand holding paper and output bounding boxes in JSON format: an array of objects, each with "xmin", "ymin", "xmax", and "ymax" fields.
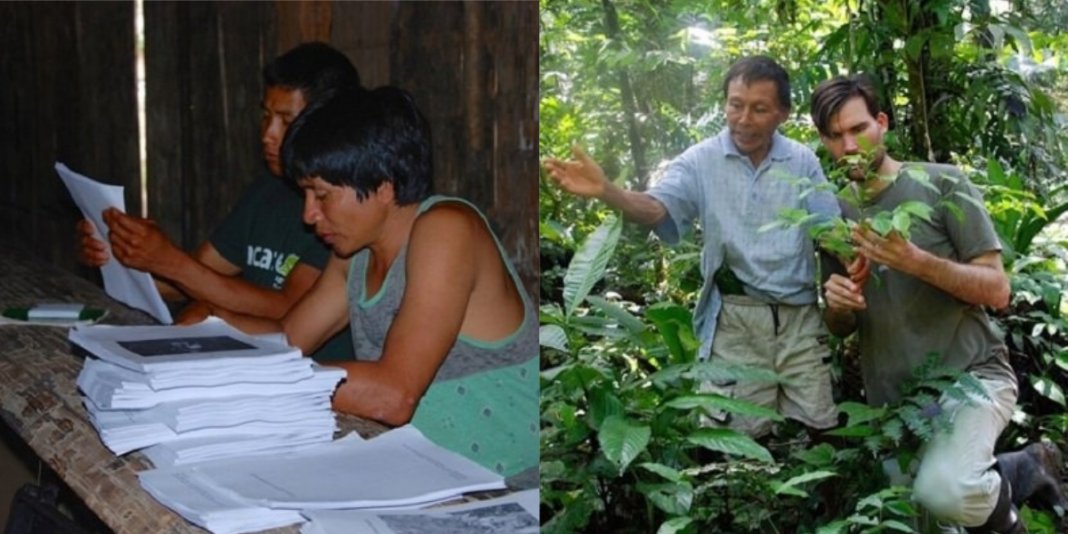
[
  {"xmin": 55, "ymin": 162, "xmax": 173, "ymax": 324},
  {"xmin": 103, "ymin": 208, "xmax": 184, "ymax": 277}
]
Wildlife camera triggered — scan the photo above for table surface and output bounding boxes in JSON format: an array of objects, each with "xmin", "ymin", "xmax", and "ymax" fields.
[{"xmin": 0, "ymin": 251, "xmax": 387, "ymax": 534}]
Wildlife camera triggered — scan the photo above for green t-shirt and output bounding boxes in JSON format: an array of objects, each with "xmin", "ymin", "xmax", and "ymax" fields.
[
  {"xmin": 209, "ymin": 173, "xmax": 354, "ymax": 360},
  {"xmin": 824, "ymin": 163, "xmax": 1014, "ymax": 406}
]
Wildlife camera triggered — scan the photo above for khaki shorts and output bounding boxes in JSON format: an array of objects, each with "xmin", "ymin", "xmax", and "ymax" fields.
[{"xmin": 699, "ymin": 295, "xmax": 837, "ymax": 437}]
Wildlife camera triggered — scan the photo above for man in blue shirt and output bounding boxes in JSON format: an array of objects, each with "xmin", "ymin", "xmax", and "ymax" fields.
[{"xmin": 545, "ymin": 56, "xmax": 840, "ymax": 437}]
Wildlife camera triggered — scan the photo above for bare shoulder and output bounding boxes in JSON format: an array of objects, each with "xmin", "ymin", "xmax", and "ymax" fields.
[{"xmin": 410, "ymin": 201, "xmax": 487, "ymax": 244}]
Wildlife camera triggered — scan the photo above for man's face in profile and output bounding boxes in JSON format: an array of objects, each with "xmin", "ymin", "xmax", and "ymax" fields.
[{"xmin": 260, "ymin": 87, "xmax": 307, "ymax": 176}]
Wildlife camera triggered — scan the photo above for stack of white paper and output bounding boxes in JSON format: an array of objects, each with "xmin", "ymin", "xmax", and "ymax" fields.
[
  {"xmin": 139, "ymin": 427, "xmax": 508, "ymax": 534},
  {"xmin": 72, "ymin": 318, "xmax": 345, "ymax": 463}
]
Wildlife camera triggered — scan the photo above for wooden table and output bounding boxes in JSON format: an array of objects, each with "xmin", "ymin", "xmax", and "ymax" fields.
[{"xmin": 0, "ymin": 251, "xmax": 386, "ymax": 533}]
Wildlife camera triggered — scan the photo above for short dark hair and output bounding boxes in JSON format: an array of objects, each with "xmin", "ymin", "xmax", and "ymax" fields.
[
  {"xmin": 262, "ymin": 42, "xmax": 361, "ymax": 106},
  {"xmin": 722, "ymin": 56, "xmax": 792, "ymax": 110},
  {"xmin": 282, "ymin": 87, "xmax": 433, "ymax": 205},
  {"xmin": 810, "ymin": 74, "xmax": 881, "ymax": 136}
]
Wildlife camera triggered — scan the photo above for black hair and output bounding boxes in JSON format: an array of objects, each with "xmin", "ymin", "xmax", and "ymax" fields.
[
  {"xmin": 262, "ymin": 42, "xmax": 361, "ymax": 106},
  {"xmin": 282, "ymin": 86, "xmax": 433, "ymax": 205},
  {"xmin": 722, "ymin": 55, "xmax": 792, "ymax": 110},
  {"xmin": 809, "ymin": 74, "xmax": 882, "ymax": 137}
]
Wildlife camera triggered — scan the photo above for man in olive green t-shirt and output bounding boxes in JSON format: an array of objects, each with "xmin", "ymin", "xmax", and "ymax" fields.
[{"xmin": 811, "ymin": 75, "xmax": 1064, "ymax": 534}]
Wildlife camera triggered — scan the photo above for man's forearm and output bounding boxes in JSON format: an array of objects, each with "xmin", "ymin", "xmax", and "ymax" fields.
[
  {"xmin": 911, "ymin": 252, "xmax": 1010, "ymax": 310},
  {"xmin": 599, "ymin": 182, "xmax": 667, "ymax": 227},
  {"xmin": 158, "ymin": 257, "xmax": 295, "ymax": 319}
]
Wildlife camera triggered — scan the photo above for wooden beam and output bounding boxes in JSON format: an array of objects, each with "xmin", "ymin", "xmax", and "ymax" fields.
[{"xmin": 276, "ymin": 1, "xmax": 331, "ymax": 52}]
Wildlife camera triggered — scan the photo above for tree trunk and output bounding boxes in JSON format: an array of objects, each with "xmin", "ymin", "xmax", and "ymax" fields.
[{"xmin": 601, "ymin": 0, "xmax": 649, "ymax": 189}]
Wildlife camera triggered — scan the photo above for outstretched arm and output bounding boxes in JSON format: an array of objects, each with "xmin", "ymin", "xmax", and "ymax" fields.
[
  {"xmin": 544, "ymin": 145, "xmax": 667, "ymax": 226},
  {"xmin": 104, "ymin": 208, "xmax": 319, "ymax": 319}
]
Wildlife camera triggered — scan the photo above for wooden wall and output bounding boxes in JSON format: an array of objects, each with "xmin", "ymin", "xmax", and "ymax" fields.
[
  {"xmin": 0, "ymin": 0, "xmax": 539, "ymax": 299},
  {"xmin": 0, "ymin": 1, "xmax": 140, "ymax": 280},
  {"xmin": 142, "ymin": 2, "xmax": 275, "ymax": 253}
]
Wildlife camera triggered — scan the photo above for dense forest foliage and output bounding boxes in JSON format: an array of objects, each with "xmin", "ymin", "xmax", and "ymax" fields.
[{"xmin": 539, "ymin": 1, "xmax": 1068, "ymax": 532}]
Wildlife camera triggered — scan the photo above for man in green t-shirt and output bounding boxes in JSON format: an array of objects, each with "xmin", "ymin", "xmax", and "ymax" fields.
[
  {"xmin": 811, "ymin": 74, "xmax": 1064, "ymax": 533},
  {"xmin": 76, "ymin": 42, "xmax": 358, "ymax": 360}
]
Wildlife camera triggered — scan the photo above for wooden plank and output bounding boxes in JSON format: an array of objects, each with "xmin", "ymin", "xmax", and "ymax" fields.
[
  {"xmin": 145, "ymin": 2, "xmax": 274, "ymax": 251},
  {"xmin": 330, "ymin": 1, "xmax": 393, "ymax": 87},
  {"xmin": 484, "ymin": 1, "xmax": 540, "ymax": 298},
  {"xmin": 385, "ymin": 1, "xmax": 538, "ymax": 296},
  {"xmin": 144, "ymin": 1, "xmax": 189, "ymax": 248},
  {"xmin": 275, "ymin": 0, "xmax": 331, "ymax": 53},
  {"xmin": 0, "ymin": 3, "xmax": 135, "ymax": 278}
]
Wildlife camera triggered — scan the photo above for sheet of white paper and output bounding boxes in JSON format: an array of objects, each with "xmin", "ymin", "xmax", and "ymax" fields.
[
  {"xmin": 138, "ymin": 469, "xmax": 305, "ymax": 534},
  {"xmin": 188, "ymin": 425, "xmax": 506, "ymax": 510},
  {"xmin": 55, "ymin": 162, "xmax": 172, "ymax": 324},
  {"xmin": 299, "ymin": 489, "xmax": 540, "ymax": 534},
  {"xmin": 69, "ymin": 317, "xmax": 301, "ymax": 373}
]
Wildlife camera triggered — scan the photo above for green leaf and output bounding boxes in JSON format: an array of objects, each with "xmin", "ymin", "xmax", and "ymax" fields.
[
  {"xmin": 891, "ymin": 210, "xmax": 913, "ymax": 238},
  {"xmin": 657, "ymin": 517, "xmax": 693, "ymax": 534},
  {"xmin": 686, "ymin": 427, "xmax": 773, "ymax": 463},
  {"xmin": 816, "ymin": 521, "xmax": 848, "ymax": 534},
  {"xmin": 589, "ymin": 387, "xmax": 625, "ymax": 429},
  {"xmin": 539, "ymin": 324, "xmax": 569, "ymax": 352},
  {"xmin": 884, "ymin": 499, "xmax": 918, "ymax": 517},
  {"xmin": 1029, "ymin": 376, "xmax": 1066, "ymax": 407},
  {"xmin": 905, "ymin": 34, "xmax": 927, "ymax": 61},
  {"xmin": 880, "ymin": 519, "xmax": 917, "ymax": 533},
  {"xmin": 794, "ymin": 443, "xmax": 836, "ymax": 467},
  {"xmin": 645, "ymin": 303, "xmax": 698, "ymax": 364},
  {"xmin": 639, "ymin": 462, "xmax": 683, "ymax": 483},
  {"xmin": 563, "ymin": 215, "xmax": 623, "ymax": 316},
  {"xmin": 772, "ymin": 470, "xmax": 837, "ymax": 496},
  {"xmin": 825, "ymin": 424, "xmax": 876, "ymax": 438},
  {"xmin": 664, "ymin": 394, "xmax": 785, "ymax": 421},
  {"xmin": 839, "ymin": 401, "xmax": 887, "ymax": 426},
  {"xmin": 638, "ymin": 481, "xmax": 694, "ymax": 516},
  {"xmin": 869, "ymin": 212, "xmax": 894, "ymax": 236},
  {"xmin": 897, "ymin": 201, "xmax": 934, "ymax": 222},
  {"xmin": 599, "ymin": 415, "xmax": 651, "ymax": 475},
  {"xmin": 585, "ymin": 295, "xmax": 645, "ymax": 335}
]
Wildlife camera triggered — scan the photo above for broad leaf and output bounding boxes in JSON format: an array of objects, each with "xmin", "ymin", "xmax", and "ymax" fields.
[
  {"xmin": 563, "ymin": 215, "xmax": 622, "ymax": 316},
  {"xmin": 880, "ymin": 519, "xmax": 917, "ymax": 533},
  {"xmin": 599, "ymin": 415, "xmax": 650, "ymax": 475},
  {"xmin": 838, "ymin": 401, "xmax": 886, "ymax": 425},
  {"xmin": 539, "ymin": 324, "xmax": 569, "ymax": 352},
  {"xmin": 664, "ymin": 394, "xmax": 784, "ymax": 421},
  {"xmin": 657, "ymin": 517, "xmax": 693, "ymax": 534},
  {"xmin": 645, "ymin": 303, "xmax": 698, "ymax": 364},
  {"xmin": 686, "ymin": 427, "xmax": 773, "ymax": 463},
  {"xmin": 585, "ymin": 295, "xmax": 645, "ymax": 335},
  {"xmin": 772, "ymin": 470, "xmax": 837, "ymax": 496},
  {"xmin": 1030, "ymin": 376, "xmax": 1066, "ymax": 407},
  {"xmin": 640, "ymin": 462, "xmax": 683, "ymax": 483},
  {"xmin": 638, "ymin": 481, "xmax": 693, "ymax": 516}
]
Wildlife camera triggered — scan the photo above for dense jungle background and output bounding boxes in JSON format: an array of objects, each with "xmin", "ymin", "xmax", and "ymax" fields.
[{"xmin": 538, "ymin": 0, "xmax": 1068, "ymax": 532}]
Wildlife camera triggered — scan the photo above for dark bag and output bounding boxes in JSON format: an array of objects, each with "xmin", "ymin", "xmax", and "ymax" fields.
[{"xmin": 4, "ymin": 483, "xmax": 86, "ymax": 534}]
